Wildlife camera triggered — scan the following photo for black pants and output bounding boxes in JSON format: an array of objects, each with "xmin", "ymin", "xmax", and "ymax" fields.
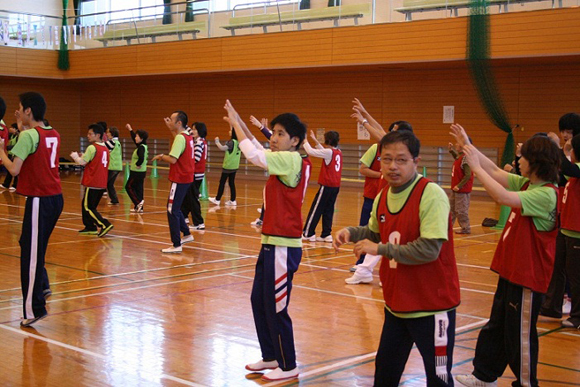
[
  {"xmin": 303, "ymin": 185, "xmax": 339, "ymax": 238},
  {"xmin": 82, "ymin": 187, "xmax": 110, "ymax": 231},
  {"xmin": 542, "ymin": 231, "xmax": 580, "ymax": 323},
  {"xmin": 167, "ymin": 182, "xmax": 192, "ymax": 247},
  {"xmin": 215, "ymin": 171, "xmax": 236, "ymax": 201},
  {"xmin": 20, "ymin": 194, "xmax": 63, "ymax": 319},
  {"xmin": 107, "ymin": 170, "xmax": 121, "ymax": 204},
  {"xmin": 473, "ymin": 278, "xmax": 542, "ymax": 387},
  {"xmin": 125, "ymin": 170, "xmax": 146, "ymax": 207},
  {"xmin": 182, "ymin": 179, "xmax": 204, "ymax": 225},
  {"xmin": 375, "ymin": 308, "xmax": 456, "ymax": 386}
]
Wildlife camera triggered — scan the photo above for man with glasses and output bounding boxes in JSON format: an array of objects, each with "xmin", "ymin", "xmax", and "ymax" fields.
[{"xmin": 334, "ymin": 130, "xmax": 460, "ymax": 386}]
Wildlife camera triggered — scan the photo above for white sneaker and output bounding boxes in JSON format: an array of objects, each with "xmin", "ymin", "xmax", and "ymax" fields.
[
  {"xmin": 8, "ymin": 187, "xmax": 16, "ymax": 191},
  {"xmin": 190, "ymin": 223, "xmax": 205, "ymax": 230},
  {"xmin": 257, "ymin": 208, "xmax": 262, "ymax": 214},
  {"xmin": 251, "ymin": 218, "xmax": 263, "ymax": 227},
  {"xmin": 208, "ymin": 197, "xmax": 220, "ymax": 206},
  {"xmin": 245, "ymin": 359, "xmax": 278, "ymax": 372},
  {"xmin": 316, "ymin": 235, "xmax": 333, "ymax": 243},
  {"xmin": 181, "ymin": 235, "xmax": 194, "ymax": 244},
  {"xmin": 302, "ymin": 234, "xmax": 316, "ymax": 242},
  {"xmin": 184, "ymin": 218, "xmax": 190, "ymax": 224},
  {"xmin": 136, "ymin": 200, "xmax": 144, "ymax": 213},
  {"xmin": 161, "ymin": 245, "xmax": 182, "ymax": 253},
  {"xmin": 455, "ymin": 374, "xmax": 497, "ymax": 387},
  {"xmin": 262, "ymin": 367, "xmax": 299, "ymax": 381},
  {"xmin": 0, "ymin": 184, "xmax": 6, "ymax": 189},
  {"xmin": 225, "ymin": 200, "xmax": 237, "ymax": 206},
  {"xmin": 345, "ymin": 273, "xmax": 373, "ymax": 285},
  {"xmin": 563, "ymin": 297, "xmax": 572, "ymax": 315}
]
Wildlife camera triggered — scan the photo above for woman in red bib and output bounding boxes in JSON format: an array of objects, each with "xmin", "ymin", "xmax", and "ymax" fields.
[{"xmin": 452, "ymin": 125, "xmax": 560, "ymax": 387}]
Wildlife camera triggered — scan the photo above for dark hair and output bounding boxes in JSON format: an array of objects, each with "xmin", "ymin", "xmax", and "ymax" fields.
[
  {"xmin": 520, "ymin": 135, "xmax": 560, "ymax": 183},
  {"xmin": 43, "ymin": 119, "xmax": 50, "ymax": 127},
  {"xmin": 571, "ymin": 134, "xmax": 580, "ymax": 162},
  {"xmin": 324, "ymin": 131, "xmax": 340, "ymax": 147},
  {"xmin": 193, "ymin": 122, "xmax": 207, "ymax": 138},
  {"xmin": 10, "ymin": 123, "xmax": 19, "ymax": 133},
  {"xmin": 19, "ymin": 92, "xmax": 46, "ymax": 122},
  {"xmin": 270, "ymin": 113, "xmax": 306, "ymax": 148},
  {"xmin": 388, "ymin": 120, "xmax": 413, "ymax": 133},
  {"xmin": 380, "ymin": 130, "xmax": 420, "ymax": 158},
  {"xmin": 97, "ymin": 121, "xmax": 108, "ymax": 131},
  {"xmin": 230, "ymin": 126, "xmax": 238, "ymax": 141},
  {"xmin": 558, "ymin": 113, "xmax": 580, "ymax": 136},
  {"xmin": 89, "ymin": 123, "xmax": 105, "ymax": 139},
  {"xmin": 108, "ymin": 126, "xmax": 119, "ymax": 138},
  {"xmin": 136, "ymin": 129, "xmax": 148, "ymax": 144},
  {"xmin": 0, "ymin": 96, "xmax": 5, "ymax": 120},
  {"xmin": 173, "ymin": 110, "xmax": 188, "ymax": 128}
]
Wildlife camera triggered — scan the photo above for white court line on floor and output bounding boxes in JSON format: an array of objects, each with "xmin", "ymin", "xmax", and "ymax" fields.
[{"xmin": 0, "ymin": 323, "xmax": 203, "ymax": 386}]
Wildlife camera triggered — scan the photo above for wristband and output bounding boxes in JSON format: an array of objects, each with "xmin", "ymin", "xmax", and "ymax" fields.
[{"xmin": 361, "ymin": 119, "xmax": 369, "ymax": 125}]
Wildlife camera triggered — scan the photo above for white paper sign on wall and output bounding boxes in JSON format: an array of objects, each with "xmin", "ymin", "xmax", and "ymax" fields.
[{"xmin": 443, "ymin": 106, "xmax": 455, "ymax": 124}]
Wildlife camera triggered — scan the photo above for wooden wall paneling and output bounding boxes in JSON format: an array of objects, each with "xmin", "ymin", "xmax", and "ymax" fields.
[
  {"xmin": 67, "ymin": 46, "xmax": 140, "ymax": 79},
  {"xmin": 135, "ymin": 40, "xmax": 223, "ymax": 75},
  {"xmin": 0, "ymin": 47, "xmax": 18, "ymax": 77},
  {"xmin": 79, "ymin": 81, "xmax": 123, "ymax": 133},
  {"xmin": 15, "ymin": 49, "xmax": 62, "ymax": 79},
  {"xmin": 517, "ymin": 62, "xmax": 580, "ymax": 141},
  {"xmin": 220, "ymin": 29, "xmax": 334, "ymax": 70},
  {"xmin": 0, "ymin": 77, "xmax": 80, "ymax": 156}
]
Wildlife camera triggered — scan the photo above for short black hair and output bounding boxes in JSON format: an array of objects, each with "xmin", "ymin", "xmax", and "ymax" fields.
[
  {"xmin": 97, "ymin": 121, "xmax": 108, "ymax": 131},
  {"xmin": 324, "ymin": 131, "xmax": 340, "ymax": 147},
  {"xmin": 136, "ymin": 129, "xmax": 148, "ymax": 144},
  {"xmin": 108, "ymin": 126, "xmax": 119, "ymax": 138},
  {"xmin": 193, "ymin": 122, "xmax": 207, "ymax": 138},
  {"xmin": 43, "ymin": 119, "xmax": 50, "ymax": 127},
  {"xmin": 230, "ymin": 126, "xmax": 238, "ymax": 141},
  {"xmin": 270, "ymin": 113, "xmax": 306, "ymax": 148},
  {"xmin": 380, "ymin": 130, "xmax": 420, "ymax": 158},
  {"xmin": 571, "ymin": 134, "xmax": 580, "ymax": 162},
  {"xmin": 558, "ymin": 113, "xmax": 580, "ymax": 136},
  {"xmin": 0, "ymin": 96, "xmax": 6, "ymax": 120},
  {"xmin": 173, "ymin": 110, "xmax": 188, "ymax": 128},
  {"xmin": 19, "ymin": 92, "xmax": 46, "ymax": 122},
  {"xmin": 388, "ymin": 120, "xmax": 413, "ymax": 133},
  {"xmin": 89, "ymin": 123, "xmax": 105, "ymax": 139},
  {"xmin": 521, "ymin": 135, "xmax": 560, "ymax": 183}
]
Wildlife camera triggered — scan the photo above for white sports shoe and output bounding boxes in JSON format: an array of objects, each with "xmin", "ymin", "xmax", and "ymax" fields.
[
  {"xmin": 257, "ymin": 208, "xmax": 262, "ymax": 214},
  {"xmin": 225, "ymin": 200, "xmax": 237, "ymax": 206},
  {"xmin": 302, "ymin": 234, "xmax": 316, "ymax": 242},
  {"xmin": 190, "ymin": 224, "xmax": 205, "ymax": 230},
  {"xmin": 455, "ymin": 374, "xmax": 497, "ymax": 387},
  {"xmin": 262, "ymin": 367, "xmax": 299, "ymax": 381},
  {"xmin": 8, "ymin": 187, "xmax": 16, "ymax": 191},
  {"xmin": 161, "ymin": 245, "xmax": 182, "ymax": 253},
  {"xmin": 181, "ymin": 235, "xmax": 194, "ymax": 244},
  {"xmin": 208, "ymin": 197, "xmax": 220, "ymax": 206},
  {"xmin": 563, "ymin": 297, "xmax": 572, "ymax": 315},
  {"xmin": 316, "ymin": 235, "xmax": 333, "ymax": 243},
  {"xmin": 245, "ymin": 359, "xmax": 278, "ymax": 372},
  {"xmin": 251, "ymin": 218, "xmax": 263, "ymax": 227},
  {"xmin": 345, "ymin": 273, "xmax": 373, "ymax": 285}
]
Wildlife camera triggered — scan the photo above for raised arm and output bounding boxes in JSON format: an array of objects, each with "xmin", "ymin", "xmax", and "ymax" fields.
[
  {"xmin": 214, "ymin": 136, "xmax": 228, "ymax": 151},
  {"xmin": 351, "ymin": 104, "xmax": 386, "ymax": 142},
  {"xmin": 450, "ymin": 123, "xmax": 510, "ymax": 188},
  {"xmin": 353, "ymin": 98, "xmax": 385, "ymax": 133}
]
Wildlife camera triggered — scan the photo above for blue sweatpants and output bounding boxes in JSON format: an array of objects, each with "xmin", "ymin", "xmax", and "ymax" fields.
[
  {"xmin": 167, "ymin": 182, "xmax": 192, "ymax": 247},
  {"xmin": 251, "ymin": 244, "xmax": 302, "ymax": 371}
]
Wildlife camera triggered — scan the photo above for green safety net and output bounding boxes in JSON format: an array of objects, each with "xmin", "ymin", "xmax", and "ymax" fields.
[
  {"xmin": 58, "ymin": 0, "xmax": 70, "ymax": 70},
  {"xmin": 467, "ymin": 0, "xmax": 514, "ymax": 166}
]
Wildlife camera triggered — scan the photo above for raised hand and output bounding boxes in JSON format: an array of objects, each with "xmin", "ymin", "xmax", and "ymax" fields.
[
  {"xmin": 462, "ymin": 144, "xmax": 481, "ymax": 170},
  {"xmin": 352, "ymin": 98, "xmax": 368, "ymax": 115},
  {"xmin": 249, "ymin": 115, "xmax": 262, "ymax": 128},
  {"xmin": 450, "ymin": 124, "xmax": 470, "ymax": 148},
  {"xmin": 126, "ymin": 123, "xmax": 133, "ymax": 132}
]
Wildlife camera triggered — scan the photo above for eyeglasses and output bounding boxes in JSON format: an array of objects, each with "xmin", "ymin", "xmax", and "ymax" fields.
[{"xmin": 382, "ymin": 157, "xmax": 413, "ymax": 165}]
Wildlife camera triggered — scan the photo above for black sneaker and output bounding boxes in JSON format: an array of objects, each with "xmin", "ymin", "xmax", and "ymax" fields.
[
  {"xmin": 98, "ymin": 224, "xmax": 114, "ymax": 237},
  {"xmin": 21, "ymin": 312, "xmax": 48, "ymax": 327},
  {"xmin": 79, "ymin": 228, "xmax": 98, "ymax": 235}
]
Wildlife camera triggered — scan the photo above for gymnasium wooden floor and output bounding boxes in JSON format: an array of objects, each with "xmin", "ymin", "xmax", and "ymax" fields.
[{"xmin": 0, "ymin": 171, "xmax": 578, "ymax": 386}]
